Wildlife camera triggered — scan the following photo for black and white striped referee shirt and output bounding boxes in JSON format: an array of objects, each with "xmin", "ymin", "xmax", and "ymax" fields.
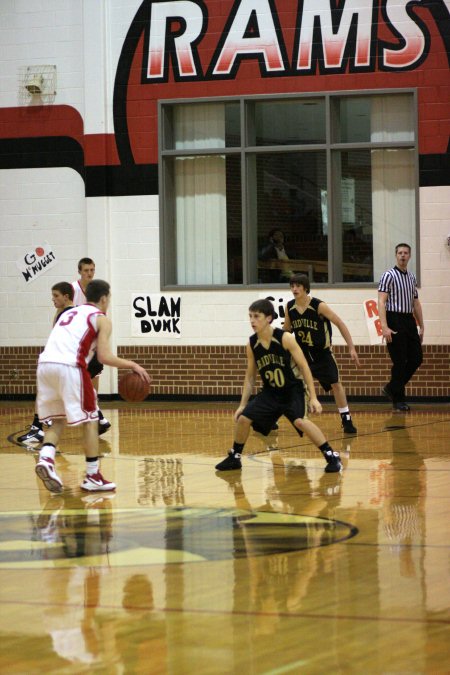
[{"xmin": 378, "ymin": 266, "xmax": 418, "ymax": 313}]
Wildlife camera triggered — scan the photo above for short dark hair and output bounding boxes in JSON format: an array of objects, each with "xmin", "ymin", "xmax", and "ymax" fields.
[
  {"xmin": 289, "ymin": 273, "xmax": 310, "ymax": 293},
  {"xmin": 85, "ymin": 279, "xmax": 110, "ymax": 303},
  {"xmin": 51, "ymin": 281, "xmax": 74, "ymax": 300},
  {"xmin": 268, "ymin": 228, "xmax": 284, "ymax": 239},
  {"xmin": 395, "ymin": 243, "xmax": 411, "ymax": 253},
  {"xmin": 78, "ymin": 257, "xmax": 95, "ymax": 272},
  {"xmin": 249, "ymin": 298, "xmax": 275, "ymax": 319}
]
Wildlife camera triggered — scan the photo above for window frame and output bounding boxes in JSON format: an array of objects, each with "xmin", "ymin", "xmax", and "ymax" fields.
[{"xmin": 159, "ymin": 88, "xmax": 419, "ymax": 290}]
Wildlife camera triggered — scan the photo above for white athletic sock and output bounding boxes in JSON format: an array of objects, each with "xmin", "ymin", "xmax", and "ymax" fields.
[
  {"xmin": 86, "ymin": 459, "xmax": 99, "ymax": 475},
  {"xmin": 40, "ymin": 444, "xmax": 56, "ymax": 462}
]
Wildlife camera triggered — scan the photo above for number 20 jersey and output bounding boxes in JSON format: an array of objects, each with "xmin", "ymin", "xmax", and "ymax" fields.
[
  {"xmin": 250, "ymin": 326, "xmax": 302, "ymax": 397},
  {"xmin": 38, "ymin": 303, "xmax": 104, "ymax": 369},
  {"xmin": 286, "ymin": 297, "xmax": 332, "ymax": 364}
]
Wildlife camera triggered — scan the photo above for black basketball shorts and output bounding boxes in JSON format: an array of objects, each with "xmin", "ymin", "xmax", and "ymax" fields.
[
  {"xmin": 242, "ymin": 384, "xmax": 307, "ymax": 436},
  {"xmin": 309, "ymin": 350, "xmax": 339, "ymax": 392}
]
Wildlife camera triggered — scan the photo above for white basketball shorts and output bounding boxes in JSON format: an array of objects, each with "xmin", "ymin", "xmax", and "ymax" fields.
[{"xmin": 37, "ymin": 362, "xmax": 98, "ymax": 425}]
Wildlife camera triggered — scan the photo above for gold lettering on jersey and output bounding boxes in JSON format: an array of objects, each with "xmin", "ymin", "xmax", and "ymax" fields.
[
  {"xmin": 292, "ymin": 318, "xmax": 318, "ymax": 330},
  {"xmin": 256, "ymin": 354, "xmax": 285, "ymax": 370}
]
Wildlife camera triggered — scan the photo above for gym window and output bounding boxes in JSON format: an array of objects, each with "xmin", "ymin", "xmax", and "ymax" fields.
[{"xmin": 159, "ymin": 90, "xmax": 418, "ymax": 287}]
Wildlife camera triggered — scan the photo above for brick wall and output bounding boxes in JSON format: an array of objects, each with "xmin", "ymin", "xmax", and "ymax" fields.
[{"xmin": 1, "ymin": 345, "xmax": 448, "ymax": 400}]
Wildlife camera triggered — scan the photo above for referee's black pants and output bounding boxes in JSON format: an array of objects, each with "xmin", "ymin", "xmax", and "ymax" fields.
[{"xmin": 386, "ymin": 312, "xmax": 423, "ymax": 402}]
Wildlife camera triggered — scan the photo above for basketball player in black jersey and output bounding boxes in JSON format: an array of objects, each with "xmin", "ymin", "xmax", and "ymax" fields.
[
  {"xmin": 215, "ymin": 299, "xmax": 342, "ymax": 473},
  {"xmin": 283, "ymin": 274, "xmax": 359, "ymax": 434}
]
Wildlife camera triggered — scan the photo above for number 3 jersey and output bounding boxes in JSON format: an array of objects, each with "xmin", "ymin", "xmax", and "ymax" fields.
[
  {"xmin": 286, "ymin": 297, "xmax": 332, "ymax": 364},
  {"xmin": 250, "ymin": 326, "xmax": 303, "ymax": 397},
  {"xmin": 38, "ymin": 303, "xmax": 105, "ymax": 369}
]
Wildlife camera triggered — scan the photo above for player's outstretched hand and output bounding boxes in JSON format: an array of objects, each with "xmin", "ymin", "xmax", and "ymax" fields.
[
  {"xmin": 131, "ymin": 364, "xmax": 152, "ymax": 384},
  {"xmin": 350, "ymin": 347, "xmax": 361, "ymax": 367},
  {"xmin": 309, "ymin": 397, "xmax": 322, "ymax": 414}
]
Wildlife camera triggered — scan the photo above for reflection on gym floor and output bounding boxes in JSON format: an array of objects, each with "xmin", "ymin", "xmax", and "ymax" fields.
[{"xmin": 0, "ymin": 402, "xmax": 449, "ymax": 673}]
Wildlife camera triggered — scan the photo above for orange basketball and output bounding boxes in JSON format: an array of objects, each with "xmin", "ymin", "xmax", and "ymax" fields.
[{"xmin": 118, "ymin": 371, "xmax": 150, "ymax": 402}]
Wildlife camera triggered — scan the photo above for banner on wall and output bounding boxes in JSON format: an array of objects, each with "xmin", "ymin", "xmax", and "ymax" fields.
[
  {"xmin": 363, "ymin": 299, "xmax": 383, "ymax": 345},
  {"xmin": 16, "ymin": 243, "xmax": 57, "ymax": 283},
  {"xmin": 131, "ymin": 294, "xmax": 181, "ymax": 337}
]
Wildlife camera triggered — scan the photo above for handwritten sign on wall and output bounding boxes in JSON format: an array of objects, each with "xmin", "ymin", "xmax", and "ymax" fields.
[
  {"xmin": 131, "ymin": 294, "xmax": 181, "ymax": 338},
  {"xmin": 16, "ymin": 243, "xmax": 57, "ymax": 283}
]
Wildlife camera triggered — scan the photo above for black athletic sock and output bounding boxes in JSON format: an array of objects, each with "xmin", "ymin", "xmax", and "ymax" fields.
[
  {"xmin": 319, "ymin": 442, "xmax": 333, "ymax": 454},
  {"xmin": 232, "ymin": 442, "xmax": 244, "ymax": 457},
  {"xmin": 32, "ymin": 413, "xmax": 42, "ymax": 429},
  {"xmin": 86, "ymin": 456, "xmax": 99, "ymax": 463},
  {"xmin": 97, "ymin": 409, "xmax": 104, "ymax": 421}
]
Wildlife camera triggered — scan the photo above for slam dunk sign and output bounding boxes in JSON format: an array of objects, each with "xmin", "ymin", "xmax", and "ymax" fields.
[{"xmin": 132, "ymin": 294, "xmax": 181, "ymax": 338}]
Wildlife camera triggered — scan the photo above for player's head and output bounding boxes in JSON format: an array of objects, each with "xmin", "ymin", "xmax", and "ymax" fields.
[
  {"xmin": 78, "ymin": 257, "xmax": 95, "ymax": 272},
  {"xmin": 77, "ymin": 257, "xmax": 96, "ymax": 283},
  {"xmin": 51, "ymin": 281, "xmax": 74, "ymax": 309},
  {"xmin": 248, "ymin": 299, "xmax": 275, "ymax": 320},
  {"xmin": 289, "ymin": 273, "xmax": 310, "ymax": 293},
  {"xmin": 85, "ymin": 279, "xmax": 111, "ymax": 306}
]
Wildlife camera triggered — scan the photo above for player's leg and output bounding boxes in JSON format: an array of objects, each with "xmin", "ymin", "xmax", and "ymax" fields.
[
  {"xmin": 35, "ymin": 364, "xmax": 65, "ymax": 493},
  {"xmin": 330, "ymin": 382, "xmax": 357, "ymax": 433},
  {"xmin": 286, "ymin": 386, "xmax": 342, "ymax": 473},
  {"xmin": 17, "ymin": 407, "xmax": 44, "ymax": 443},
  {"xmin": 88, "ymin": 354, "xmax": 111, "ymax": 435},
  {"xmin": 216, "ymin": 391, "xmax": 281, "ymax": 471},
  {"xmin": 316, "ymin": 354, "xmax": 357, "ymax": 434},
  {"xmin": 215, "ymin": 414, "xmax": 252, "ymax": 471},
  {"xmin": 81, "ymin": 420, "xmax": 116, "ymax": 492}
]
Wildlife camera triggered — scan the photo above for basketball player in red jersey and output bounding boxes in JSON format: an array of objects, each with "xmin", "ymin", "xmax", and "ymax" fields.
[{"xmin": 35, "ymin": 279, "xmax": 150, "ymax": 493}]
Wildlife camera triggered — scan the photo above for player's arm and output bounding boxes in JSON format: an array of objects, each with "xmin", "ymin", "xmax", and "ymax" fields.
[
  {"xmin": 377, "ymin": 290, "xmax": 396, "ymax": 343},
  {"xmin": 318, "ymin": 301, "xmax": 360, "ymax": 366},
  {"xmin": 282, "ymin": 304, "xmax": 292, "ymax": 332},
  {"xmin": 413, "ymin": 297, "xmax": 424, "ymax": 344},
  {"xmin": 95, "ymin": 315, "xmax": 151, "ymax": 383},
  {"xmin": 234, "ymin": 343, "xmax": 257, "ymax": 422},
  {"xmin": 282, "ymin": 332, "xmax": 322, "ymax": 414}
]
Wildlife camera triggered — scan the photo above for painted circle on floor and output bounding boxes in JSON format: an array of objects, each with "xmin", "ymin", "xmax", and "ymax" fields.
[{"xmin": 0, "ymin": 506, "xmax": 358, "ymax": 568}]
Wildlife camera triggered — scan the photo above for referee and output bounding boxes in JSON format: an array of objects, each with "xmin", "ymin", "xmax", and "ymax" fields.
[{"xmin": 378, "ymin": 243, "xmax": 424, "ymax": 411}]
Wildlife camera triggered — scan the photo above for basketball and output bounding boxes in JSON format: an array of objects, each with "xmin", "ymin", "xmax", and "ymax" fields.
[{"xmin": 118, "ymin": 371, "xmax": 150, "ymax": 402}]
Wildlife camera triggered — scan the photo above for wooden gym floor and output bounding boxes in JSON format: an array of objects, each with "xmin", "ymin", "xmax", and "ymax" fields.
[{"xmin": 0, "ymin": 400, "xmax": 449, "ymax": 674}]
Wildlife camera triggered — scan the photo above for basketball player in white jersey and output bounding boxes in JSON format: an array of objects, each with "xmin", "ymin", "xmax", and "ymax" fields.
[
  {"xmin": 35, "ymin": 279, "xmax": 150, "ymax": 493},
  {"xmin": 72, "ymin": 257, "xmax": 111, "ymax": 434}
]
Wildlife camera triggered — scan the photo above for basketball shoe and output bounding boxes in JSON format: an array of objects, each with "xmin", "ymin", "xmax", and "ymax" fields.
[
  {"xmin": 98, "ymin": 414, "xmax": 111, "ymax": 435},
  {"xmin": 215, "ymin": 452, "xmax": 242, "ymax": 471},
  {"xmin": 81, "ymin": 472, "xmax": 116, "ymax": 492},
  {"xmin": 341, "ymin": 413, "xmax": 357, "ymax": 434},
  {"xmin": 321, "ymin": 448, "xmax": 342, "ymax": 473},
  {"xmin": 35, "ymin": 457, "xmax": 64, "ymax": 493},
  {"xmin": 18, "ymin": 424, "xmax": 44, "ymax": 443}
]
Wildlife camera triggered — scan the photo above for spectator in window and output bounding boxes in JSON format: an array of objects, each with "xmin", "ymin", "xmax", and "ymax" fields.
[{"xmin": 259, "ymin": 228, "xmax": 293, "ymax": 282}]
